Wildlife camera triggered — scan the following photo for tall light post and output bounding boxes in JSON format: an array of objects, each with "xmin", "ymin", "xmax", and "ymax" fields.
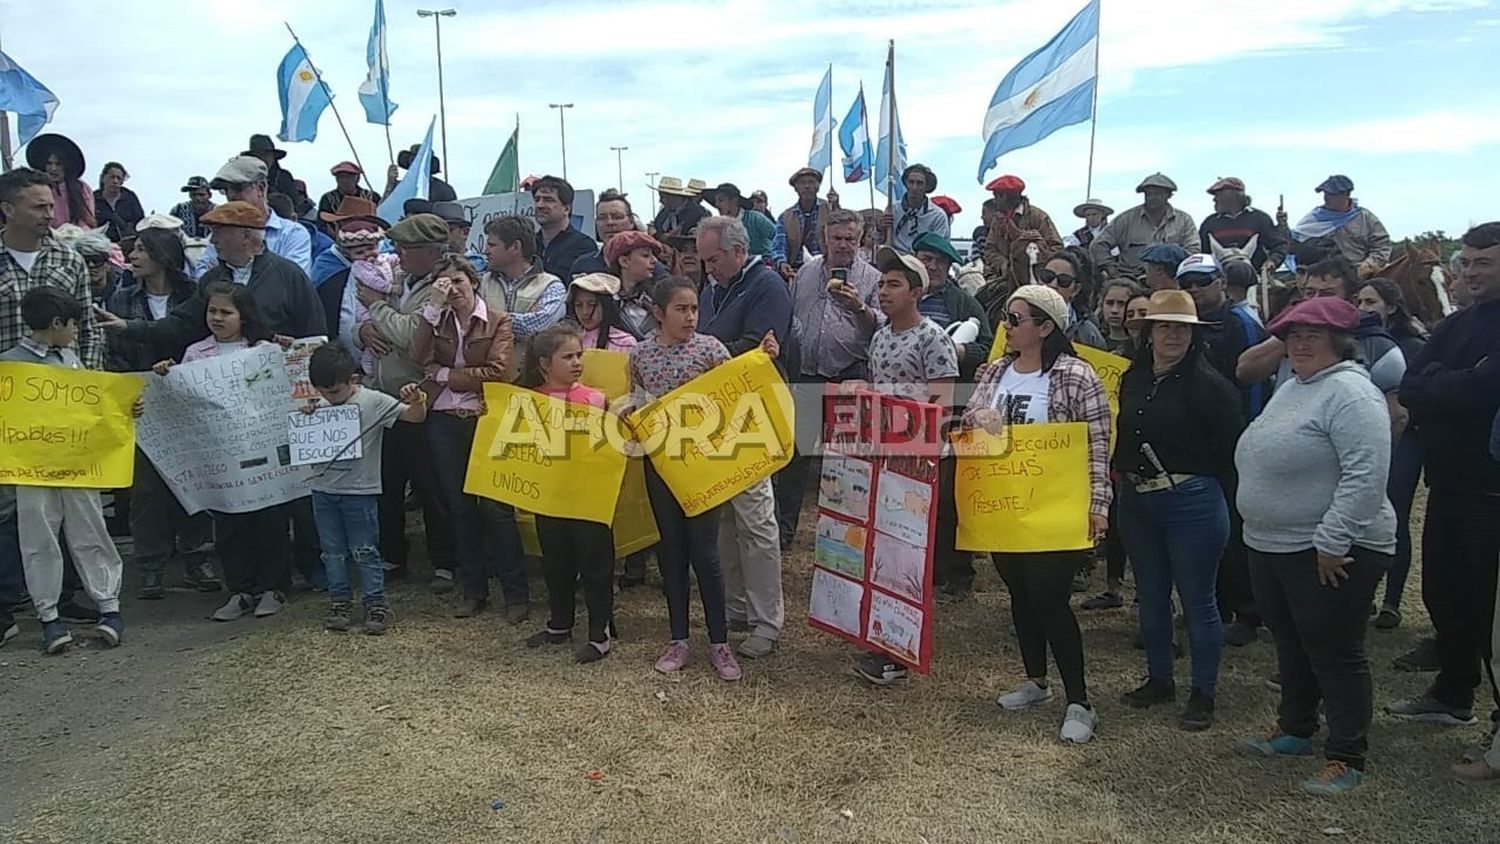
[
  {"xmin": 416, "ymin": 8, "xmax": 457, "ymax": 174},
  {"xmin": 645, "ymin": 171, "xmax": 660, "ymax": 217},
  {"xmin": 609, "ymin": 146, "xmax": 628, "ymax": 192},
  {"xmin": 548, "ymin": 103, "xmax": 574, "ymax": 180}
]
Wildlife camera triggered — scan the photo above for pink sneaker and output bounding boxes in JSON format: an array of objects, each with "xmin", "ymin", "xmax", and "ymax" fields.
[
  {"xmin": 654, "ymin": 640, "xmax": 690, "ymax": 674},
  {"xmin": 709, "ymin": 643, "xmax": 742, "ymax": 682}
]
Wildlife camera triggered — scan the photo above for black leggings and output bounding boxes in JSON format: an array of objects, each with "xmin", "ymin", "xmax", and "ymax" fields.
[{"xmin": 995, "ymin": 551, "xmax": 1090, "ymax": 705}]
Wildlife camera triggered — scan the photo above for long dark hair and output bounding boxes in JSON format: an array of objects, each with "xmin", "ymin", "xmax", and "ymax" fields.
[
  {"xmin": 566, "ymin": 286, "xmax": 639, "ymax": 349},
  {"xmin": 198, "ymin": 279, "xmax": 273, "ymax": 344},
  {"xmin": 62, "ymin": 176, "xmax": 89, "ymax": 225},
  {"xmin": 1042, "ymin": 247, "xmax": 1098, "ymax": 315},
  {"xmin": 518, "ymin": 322, "xmax": 585, "ymax": 389},
  {"xmin": 1361, "ymin": 277, "xmax": 1428, "ymax": 340},
  {"xmin": 134, "ymin": 228, "xmax": 193, "ymax": 299}
]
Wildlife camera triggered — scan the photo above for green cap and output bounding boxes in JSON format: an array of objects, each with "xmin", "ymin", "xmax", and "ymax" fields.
[
  {"xmin": 912, "ymin": 231, "xmax": 961, "ymax": 265},
  {"xmin": 386, "ymin": 213, "xmax": 449, "ymax": 246}
]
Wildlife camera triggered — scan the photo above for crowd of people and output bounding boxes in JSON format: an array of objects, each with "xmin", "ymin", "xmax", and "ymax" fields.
[{"xmin": 1, "ymin": 129, "xmax": 1498, "ymax": 797}]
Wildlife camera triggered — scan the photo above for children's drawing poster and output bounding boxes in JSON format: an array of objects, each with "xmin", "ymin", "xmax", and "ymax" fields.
[{"xmin": 806, "ymin": 391, "xmax": 937, "ymax": 674}]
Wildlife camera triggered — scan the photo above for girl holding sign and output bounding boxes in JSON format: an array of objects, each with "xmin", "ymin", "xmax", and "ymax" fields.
[
  {"xmin": 964, "ymin": 284, "xmax": 1112, "ymax": 744},
  {"xmin": 519, "ymin": 324, "xmax": 618, "ymax": 663}
]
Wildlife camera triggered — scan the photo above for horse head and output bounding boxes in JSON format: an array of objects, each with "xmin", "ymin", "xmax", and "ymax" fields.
[{"xmin": 1209, "ymin": 234, "xmax": 1258, "ymax": 270}]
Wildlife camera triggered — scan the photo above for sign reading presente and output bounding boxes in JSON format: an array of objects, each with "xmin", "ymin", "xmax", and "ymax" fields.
[{"xmin": 952, "ymin": 421, "xmax": 1091, "ymax": 553}]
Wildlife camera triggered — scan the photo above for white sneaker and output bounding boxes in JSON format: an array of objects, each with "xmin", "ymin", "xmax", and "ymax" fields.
[
  {"xmin": 253, "ymin": 591, "xmax": 284, "ymax": 618},
  {"xmin": 0, "ymin": 623, "xmax": 18, "ymax": 647},
  {"xmin": 1060, "ymin": 703, "xmax": 1097, "ymax": 744},
  {"xmin": 997, "ymin": 679, "xmax": 1054, "ymax": 710},
  {"xmin": 210, "ymin": 593, "xmax": 254, "ymax": 622}
]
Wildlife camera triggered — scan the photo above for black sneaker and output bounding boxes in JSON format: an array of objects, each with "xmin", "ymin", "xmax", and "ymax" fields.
[
  {"xmin": 526, "ymin": 628, "xmax": 571, "ymax": 648},
  {"xmin": 1393, "ymin": 637, "xmax": 1440, "ymax": 672},
  {"xmin": 1179, "ymin": 690, "xmax": 1215, "ymax": 731},
  {"xmin": 856, "ymin": 653, "xmax": 908, "ymax": 685},
  {"xmin": 325, "ymin": 601, "xmax": 353, "ymax": 632},
  {"xmin": 138, "ymin": 571, "xmax": 165, "ymax": 601},
  {"xmin": 363, "ymin": 605, "xmax": 391, "ymax": 636},
  {"xmin": 1121, "ymin": 677, "xmax": 1177, "ymax": 709},
  {"xmin": 1223, "ymin": 620, "xmax": 1258, "ymax": 647},
  {"xmin": 56, "ymin": 600, "xmax": 101, "ymax": 625},
  {"xmin": 183, "ymin": 558, "xmax": 223, "ymax": 592},
  {"xmin": 575, "ymin": 641, "xmax": 611, "ymax": 663}
]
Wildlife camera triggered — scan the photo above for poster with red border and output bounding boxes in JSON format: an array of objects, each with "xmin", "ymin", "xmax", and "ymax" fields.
[{"xmin": 807, "ymin": 389, "xmax": 939, "ymax": 674}]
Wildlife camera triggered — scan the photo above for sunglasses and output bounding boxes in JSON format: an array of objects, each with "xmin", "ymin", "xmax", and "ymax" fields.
[
  {"xmin": 1034, "ymin": 268, "xmax": 1075, "ymax": 289},
  {"xmin": 1178, "ymin": 274, "xmax": 1219, "ymax": 289},
  {"xmin": 1004, "ymin": 311, "xmax": 1043, "ymax": 328}
]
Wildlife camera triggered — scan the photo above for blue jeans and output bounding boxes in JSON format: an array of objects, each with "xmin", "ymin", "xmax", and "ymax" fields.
[
  {"xmin": 311, "ymin": 492, "xmax": 385, "ymax": 607},
  {"xmin": 1119, "ymin": 475, "xmax": 1230, "ymax": 697},
  {"xmin": 427, "ymin": 411, "xmax": 528, "ymax": 605},
  {"xmin": 1381, "ymin": 431, "xmax": 1423, "ymax": 609}
]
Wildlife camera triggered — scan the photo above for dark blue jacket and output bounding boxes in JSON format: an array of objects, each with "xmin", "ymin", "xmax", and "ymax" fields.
[
  {"xmin": 1400, "ymin": 298, "xmax": 1500, "ymax": 493},
  {"xmin": 699, "ymin": 258, "xmax": 792, "ymax": 360}
]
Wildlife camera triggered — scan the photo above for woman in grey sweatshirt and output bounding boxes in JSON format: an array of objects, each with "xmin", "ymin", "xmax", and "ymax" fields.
[{"xmin": 1232, "ymin": 296, "xmax": 1396, "ymax": 798}]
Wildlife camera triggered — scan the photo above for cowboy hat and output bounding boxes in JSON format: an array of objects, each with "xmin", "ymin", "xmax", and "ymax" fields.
[
  {"xmin": 1072, "ymin": 198, "xmax": 1113, "ymax": 218},
  {"xmin": 1138, "ymin": 289, "xmax": 1211, "ymax": 325},
  {"xmin": 701, "ymin": 182, "xmax": 753, "ymax": 210},
  {"xmin": 25, "ymin": 133, "xmax": 85, "ymax": 180},
  {"xmin": 654, "ymin": 176, "xmax": 694, "ymax": 197},
  {"xmin": 242, "ymin": 134, "xmax": 287, "ymax": 161},
  {"xmin": 685, "ymin": 178, "xmax": 709, "ymax": 196},
  {"xmin": 430, "ymin": 201, "xmax": 471, "ymax": 227},
  {"xmin": 397, "ymin": 144, "xmax": 441, "ymax": 175},
  {"xmin": 318, "ymin": 195, "xmax": 389, "ymax": 227}
]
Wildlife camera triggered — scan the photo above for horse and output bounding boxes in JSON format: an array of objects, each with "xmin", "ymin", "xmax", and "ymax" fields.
[{"xmin": 1378, "ymin": 237, "xmax": 1451, "ymax": 329}]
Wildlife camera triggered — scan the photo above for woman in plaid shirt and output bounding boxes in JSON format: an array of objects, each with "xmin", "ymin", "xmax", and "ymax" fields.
[{"xmin": 962, "ymin": 284, "xmax": 1112, "ymax": 745}]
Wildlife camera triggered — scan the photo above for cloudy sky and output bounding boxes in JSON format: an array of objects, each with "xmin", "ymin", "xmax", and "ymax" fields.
[{"xmin": 6, "ymin": 0, "xmax": 1496, "ymax": 241}]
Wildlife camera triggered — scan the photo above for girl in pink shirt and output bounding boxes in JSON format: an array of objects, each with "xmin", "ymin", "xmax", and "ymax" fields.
[{"xmin": 518, "ymin": 323, "xmax": 618, "ymax": 662}]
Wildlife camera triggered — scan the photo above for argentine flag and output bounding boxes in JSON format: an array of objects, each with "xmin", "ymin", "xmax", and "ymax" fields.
[
  {"xmin": 808, "ymin": 65, "xmax": 834, "ymax": 173},
  {"xmin": 872, "ymin": 46, "xmax": 906, "ymax": 202},
  {"xmin": 277, "ymin": 43, "xmax": 332, "ymax": 143},
  {"xmin": 976, "ymin": 0, "xmax": 1099, "ymax": 183},
  {"xmin": 377, "ymin": 117, "xmax": 435, "ymax": 223},
  {"xmin": 838, "ymin": 86, "xmax": 872, "ymax": 184},
  {"xmin": 0, "ymin": 50, "xmax": 58, "ymax": 145},
  {"xmin": 358, "ymin": 0, "xmax": 398, "ymax": 125}
]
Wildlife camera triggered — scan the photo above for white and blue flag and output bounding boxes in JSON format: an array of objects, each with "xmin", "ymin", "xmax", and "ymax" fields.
[
  {"xmin": 808, "ymin": 65, "xmax": 834, "ymax": 174},
  {"xmin": 872, "ymin": 45, "xmax": 906, "ymax": 201},
  {"xmin": 838, "ymin": 85, "xmax": 872, "ymax": 184},
  {"xmin": 276, "ymin": 43, "xmax": 332, "ymax": 143},
  {"xmin": 358, "ymin": 0, "xmax": 398, "ymax": 125},
  {"xmin": 0, "ymin": 50, "xmax": 58, "ymax": 145},
  {"xmin": 976, "ymin": 0, "xmax": 1099, "ymax": 183},
  {"xmin": 377, "ymin": 117, "xmax": 435, "ymax": 223}
]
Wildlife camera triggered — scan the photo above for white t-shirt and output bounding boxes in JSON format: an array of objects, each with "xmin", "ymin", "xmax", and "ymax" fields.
[
  {"xmin": 7, "ymin": 248, "xmax": 38, "ymax": 272},
  {"xmin": 146, "ymin": 292, "xmax": 171, "ymax": 320},
  {"xmin": 992, "ymin": 365, "xmax": 1050, "ymax": 424}
]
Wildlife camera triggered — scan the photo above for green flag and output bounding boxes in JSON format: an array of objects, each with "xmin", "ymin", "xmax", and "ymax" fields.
[{"xmin": 483, "ymin": 125, "xmax": 519, "ymax": 194}]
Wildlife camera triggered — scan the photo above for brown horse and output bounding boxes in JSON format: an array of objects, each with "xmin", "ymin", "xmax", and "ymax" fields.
[{"xmin": 1378, "ymin": 238, "xmax": 1451, "ymax": 328}]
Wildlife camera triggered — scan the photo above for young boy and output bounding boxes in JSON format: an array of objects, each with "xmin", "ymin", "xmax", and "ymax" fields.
[
  {"xmin": 1, "ymin": 287, "xmax": 128, "ymax": 653},
  {"xmin": 304, "ymin": 343, "xmax": 427, "ymax": 635},
  {"xmin": 854, "ymin": 247, "xmax": 958, "ymax": 686}
]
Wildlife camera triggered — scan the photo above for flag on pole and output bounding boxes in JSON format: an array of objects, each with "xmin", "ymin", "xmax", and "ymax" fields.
[
  {"xmin": 276, "ymin": 43, "xmax": 332, "ymax": 143},
  {"xmin": 837, "ymin": 85, "xmax": 872, "ymax": 184},
  {"xmin": 0, "ymin": 50, "xmax": 58, "ymax": 145},
  {"xmin": 377, "ymin": 117, "xmax": 434, "ymax": 222},
  {"xmin": 872, "ymin": 43, "xmax": 906, "ymax": 202},
  {"xmin": 484, "ymin": 120, "xmax": 520, "ymax": 194},
  {"xmin": 358, "ymin": 0, "xmax": 398, "ymax": 124},
  {"xmin": 976, "ymin": 0, "xmax": 1100, "ymax": 183},
  {"xmin": 808, "ymin": 65, "xmax": 834, "ymax": 173}
]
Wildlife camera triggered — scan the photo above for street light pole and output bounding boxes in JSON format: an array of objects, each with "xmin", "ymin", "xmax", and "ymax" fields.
[
  {"xmin": 645, "ymin": 171, "xmax": 660, "ymax": 217},
  {"xmin": 548, "ymin": 103, "xmax": 574, "ymax": 180},
  {"xmin": 609, "ymin": 146, "xmax": 628, "ymax": 192},
  {"xmin": 417, "ymin": 8, "xmax": 457, "ymax": 174}
]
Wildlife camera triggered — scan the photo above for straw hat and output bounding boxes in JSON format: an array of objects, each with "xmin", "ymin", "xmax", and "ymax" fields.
[
  {"xmin": 685, "ymin": 178, "xmax": 709, "ymax": 196},
  {"xmin": 1138, "ymin": 289, "xmax": 1211, "ymax": 325},
  {"xmin": 1072, "ymin": 198, "xmax": 1113, "ymax": 218},
  {"xmin": 654, "ymin": 176, "xmax": 694, "ymax": 197}
]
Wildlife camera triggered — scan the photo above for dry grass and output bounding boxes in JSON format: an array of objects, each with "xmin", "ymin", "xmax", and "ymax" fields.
[{"xmin": 7, "ymin": 497, "xmax": 1497, "ymax": 844}]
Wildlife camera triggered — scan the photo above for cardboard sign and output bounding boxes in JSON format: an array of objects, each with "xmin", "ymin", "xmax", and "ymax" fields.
[
  {"xmin": 951, "ymin": 422, "xmax": 1091, "ymax": 553},
  {"xmin": 0, "ymin": 362, "xmax": 142, "ymax": 488},
  {"xmin": 581, "ymin": 349, "xmax": 630, "ymax": 401},
  {"xmin": 281, "ymin": 336, "xmax": 328, "ymax": 405},
  {"xmin": 287, "ymin": 404, "xmax": 363, "ymax": 466},
  {"xmin": 627, "ymin": 349, "xmax": 793, "ymax": 517}
]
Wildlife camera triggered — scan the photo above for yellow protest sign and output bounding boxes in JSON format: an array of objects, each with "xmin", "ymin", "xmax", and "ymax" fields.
[
  {"xmin": 986, "ymin": 324, "xmax": 1009, "ymax": 362},
  {"xmin": 951, "ymin": 422, "xmax": 1091, "ymax": 553},
  {"xmin": 581, "ymin": 349, "xmax": 630, "ymax": 401},
  {"xmin": 517, "ymin": 456, "xmax": 659, "ymax": 558},
  {"xmin": 628, "ymin": 349, "xmax": 793, "ymax": 517},
  {"xmin": 1075, "ymin": 344, "xmax": 1128, "ymax": 418},
  {"xmin": 464, "ymin": 382, "xmax": 626, "ymax": 525},
  {"xmin": 0, "ymin": 362, "xmax": 143, "ymax": 488}
]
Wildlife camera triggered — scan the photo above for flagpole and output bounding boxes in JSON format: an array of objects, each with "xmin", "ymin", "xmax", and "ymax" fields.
[
  {"xmin": 1084, "ymin": 2, "xmax": 1102, "ymax": 199},
  {"xmin": 380, "ymin": 43, "xmax": 395, "ymax": 168},
  {"xmin": 884, "ymin": 40, "xmax": 897, "ymax": 245},
  {"xmin": 283, "ymin": 22, "xmax": 378, "ymax": 197},
  {"xmin": 862, "ymin": 85, "xmax": 877, "ymax": 213}
]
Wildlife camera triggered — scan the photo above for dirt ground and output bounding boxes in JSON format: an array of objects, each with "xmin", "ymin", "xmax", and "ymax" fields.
[{"xmin": 1, "ymin": 496, "xmax": 1495, "ymax": 844}]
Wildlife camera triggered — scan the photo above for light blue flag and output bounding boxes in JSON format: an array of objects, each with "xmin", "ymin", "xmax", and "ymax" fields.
[
  {"xmin": 0, "ymin": 50, "xmax": 58, "ymax": 145},
  {"xmin": 358, "ymin": 0, "xmax": 398, "ymax": 125},
  {"xmin": 277, "ymin": 43, "xmax": 332, "ymax": 143},
  {"xmin": 976, "ymin": 0, "xmax": 1099, "ymax": 183},
  {"xmin": 377, "ymin": 117, "xmax": 434, "ymax": 222},
  {"xmin": 838, "ymin": 85, "xmax": 872, "ymax": 184},
  {"xmin": 872, "ymin": 45, "xmax": 906, "ymax": 202},
  {"xmin": 808, "ymin": 65, "xmax": 834, "ymax": 173}
]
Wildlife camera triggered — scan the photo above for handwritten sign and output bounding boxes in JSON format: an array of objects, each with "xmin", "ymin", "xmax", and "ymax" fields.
[
  {"xmin": 287, "ymin": 404, "xmax": 362, "ymax": 466},
  {"xmin": 0, "ymin": 362, "xmax": 142, "ymax": 488},
  {"xmin": 465, "ymin": 382, "xmax": 625, "ymax": 525},
  {"xmin": 281, "ymin": 336, "xmax": 328, "ymax": 404},
  {"xmin": 951, "ymin": 422, "xmax": 1091, "ymax": 553},
  {"xmin": 136, "ymin": 344, "xmax": 311, "ymax": 514},
  {"xmin": 627, "ymin": 349, "xmax": 793, "ymax": 517}
]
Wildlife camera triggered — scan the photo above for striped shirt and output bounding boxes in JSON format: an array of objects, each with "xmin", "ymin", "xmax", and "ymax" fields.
[{"xmin": 0, "ymin": 230, "xmax": 103, "ymax": 370}]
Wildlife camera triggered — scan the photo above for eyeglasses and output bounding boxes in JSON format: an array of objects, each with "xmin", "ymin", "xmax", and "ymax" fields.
[
  {"xmin": 1178, "ymin": 274, "xmax": 1219, "ymax": 289},
  {"xmin": 1004, "ymin": 311, "xmax": 1043, "ymax": 328},
  {"xmin": 1034, "ymin": 268, "xmax": 1075, "ymax": 289}
]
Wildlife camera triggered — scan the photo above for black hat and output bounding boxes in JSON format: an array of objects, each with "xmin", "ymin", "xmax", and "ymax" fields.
[
  {"xmin": 242, "ymin": 134, "xmax": 287, "ymax": 160},
  {"xmin": 702, "ymin": 182, "xmax": 753, "ymax": 211},
  {"xmin": 901, "ymin": 163, "xmax": 937, "ymax": 192},
  {"xmin": 431, "ymin": 201, "xmax": 470, "ymax": 227},
  {"xmin": 397, "ymin": 144, "xmax": 442, "ymax": 175},
  {"xmin": 25, "ymin": 133, "xmax": 85, "ymax": 180},
  {"xmin": 180, "ymin": 176, "xmax": 211, "ymax": 193}
]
